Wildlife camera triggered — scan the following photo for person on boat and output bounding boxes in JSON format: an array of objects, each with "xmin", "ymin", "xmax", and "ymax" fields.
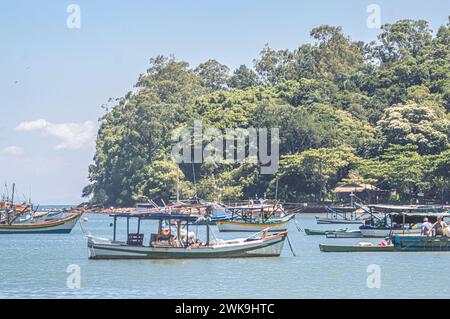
[
  {"xmin": 421, "ymin": 218, "xmax": 433, "ymax": 237},
  {"xmin": 432, "ymin": 216, "xmax": 448, "ymax": 237}
]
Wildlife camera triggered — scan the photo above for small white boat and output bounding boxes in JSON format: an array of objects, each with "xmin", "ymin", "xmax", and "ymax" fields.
[
  {"xmin": 326, "ymin": 229, "xmax": 363, "ymax": 238},
  {"xmin": 216, "ymin": 215, "xmax": 294, "ymax": 232},
  {"xmin": 359, "ymin": 226, "xmax": 421, "ymax": 238},
  {"xmin": 316, "ymin": 217, "xmax": 364, "ymax": 225}
]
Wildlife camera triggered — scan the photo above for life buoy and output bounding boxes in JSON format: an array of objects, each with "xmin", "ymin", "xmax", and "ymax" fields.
[{"xmin": 162, "ymin": 228, "xmax": 171, "ymax": 236}]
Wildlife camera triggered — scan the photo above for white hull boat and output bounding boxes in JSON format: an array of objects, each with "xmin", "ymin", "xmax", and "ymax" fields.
[
  {"xmin": 360, "ymin": 227, "xmax": 421, "ymax": 238},
  {"xmin": 316, "ymin": 217, "xmax": 364, "ymax": 225},
  {"xmin": 88, "ymin": 231, "xmax": 287, "ymax": 259},
  {"xmin": 216, "ymin": 215, "xmax": 294, "ymax": 232},
  {"xmin": 326, "ymin": 229, "xmax": 363, "ymax": 238}
]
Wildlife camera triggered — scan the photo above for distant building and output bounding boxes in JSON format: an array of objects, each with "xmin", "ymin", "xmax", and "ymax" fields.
[{"xmin": 332, "ymin": 182, "xmax": 388, "ymax": 204}]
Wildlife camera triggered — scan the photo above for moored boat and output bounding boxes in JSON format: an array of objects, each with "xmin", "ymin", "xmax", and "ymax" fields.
[
  {"xmin": 304, "ymin": 228, "xmax": 327, "ymax": 235},
  {"xmin": 316, "ymin": 216, "xmax": 364, "ymax": 224},
  {"xmin": 319, "ymin": 242, "xmax": 394, "ymax": 252},
  {"xmin": 216, "ymin": 214, "xmax": 294, "ymax": 232},
  {"xmin": 392, "ymin": 235, "xmax": 450, "ymax": 251},
  {"xmin": 87, "ymin": 211, "xmax": 287, "ymax": 259},
  {"xmin": 0, "ymin": 212, "xmax": 83, "ymax": 234},
  {"xmin": 359, "ymin": 225, "xmax": 421, "ymax": 237},
  {"xmin": 359, "ymin": 205, "xmax": 450, "ymax": 238},
  {"xmin": 325, "ymin": 229, "xmax": 363, "ymax": 238}
]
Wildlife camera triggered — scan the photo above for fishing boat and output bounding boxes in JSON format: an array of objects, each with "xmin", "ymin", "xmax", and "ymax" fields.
[
  {"xmin": 325, "ymin": 229, "xmax": 363, "ymax": 238},
  {"xmin": 216, "ymin": 200, "xmax": 295, "ymax": 232},
  {"xmin": 392, "ymin": 234, "xmax": 450, "ymax": 251},
  {"xmin": 216, "ymin": 214, "xmax": 294, "ymax": 232},
  {"xmin": 315, "ymin": 206, "xmax": 366, "ymax": 224},
  {"xmin": 304, "ymin": 228, "xmax": 327, "ymax": 235},
  {"xmin": 0, "ymin": 212, "xmax": 82, "ymax": 234},
  {"xmin": 319, "ymin": 242, "xmax": 394, "ymax": 252},
  {"xmin": 359, "ymin": 205, "xmax": 448, "ymax": 238},
  {"xmin": 87, "ymin": 211, "xmax": 287, "ymax": 259}
]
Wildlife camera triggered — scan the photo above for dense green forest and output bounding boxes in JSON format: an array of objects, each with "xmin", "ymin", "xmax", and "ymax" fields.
[{"xmin": 83, "ymin": 19, "xmax": 450, "ymax": 206}]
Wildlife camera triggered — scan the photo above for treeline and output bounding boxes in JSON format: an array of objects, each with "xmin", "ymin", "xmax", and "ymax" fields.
[{"xmin": 83, "ymin": 19, "xmax": 450, "ymax": 206}]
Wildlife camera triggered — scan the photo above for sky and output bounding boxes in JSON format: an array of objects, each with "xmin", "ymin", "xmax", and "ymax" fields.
[{"xmin": 1, "ymin": 0, "xmax": 449, "ymax": 204}]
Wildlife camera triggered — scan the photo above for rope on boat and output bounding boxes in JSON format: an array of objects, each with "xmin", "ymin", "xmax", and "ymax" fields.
[
  {"xmin": 294, "ymin": 218, "xmax": 303, "ymax": 232},
  {"xmin": 78, "ymin": 220, "xmax": 91, "ymax": 238},
  {"xmin": 286, "ymin": 235, "xmax": 296, "ymax": 257}
]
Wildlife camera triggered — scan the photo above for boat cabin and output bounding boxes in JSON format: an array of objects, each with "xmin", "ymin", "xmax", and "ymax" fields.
[
  {"xmin": 364, "ymin": 204, "xmax": 449, "ymax": 228},
  {"xmin": 110, "ymin": 211, "xmax": 211, "ymax": 248}
]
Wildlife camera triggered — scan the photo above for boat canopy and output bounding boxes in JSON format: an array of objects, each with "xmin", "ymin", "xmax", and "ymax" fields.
[
  {"xmin": 368, "ymin": 204, "xmax": 446, "ymax": 212},
  {"xmin": 327, "ymin": 206, "xmax": 356, "ymax": 212},
  {"xmin": 110, "ymin": 211, "xmax": 203, "ymax": 222},
  {"xmin": 390, "ymin": 212, "xmax": 450, "ymax": 224}
]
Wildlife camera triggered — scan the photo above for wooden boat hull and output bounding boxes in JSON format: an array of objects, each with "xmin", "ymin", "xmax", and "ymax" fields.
[
  {"xmin": 216, "ymin": 215, "xmax": 294, "ymax": 232},
  {"xmin": 393, "ymin": 235, "xmax": 450, "ymax": 251},
  {"xmin": 360, "ymin": 226, "xmax": 421, "ymax": 238},
  {"xmin": 319, "ymin": 243, "xmax": 394, "ymax": 252},
  {"xmin": 0, "ymin": 213, "xmax": 82, "ymax": 234},
  {"xmin": 315, "ymin": 217, "xmax": 364, "ymax": 225},
  {"xmin": 88, "ymin": 233, "xmax": 287, "ymax": 259}
]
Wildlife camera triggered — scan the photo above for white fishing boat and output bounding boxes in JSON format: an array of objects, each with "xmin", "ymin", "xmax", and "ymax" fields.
[
  {"xmin": 325, "ymin": 229, "xmax": 363, "ymax": 238},
  {"xmin": 87, "ymin": 212, "xmax": 287, "ymax": 259},
  {"xmin": 315, "ymin": 205, "xmax": 367, "ymax": 224},
  {"xmin": 216, "ymin": 214, "xmax": 294, "ymax": 232},
  {"xmin": 359, "ymin": 205, "xmax": 449, "ymax": 238},
  {"xmin": 359, "ymin": 226, "xmax": 421, "ymax": 237},
  {"xmin": 316, "ymin": 217, "xmax": 364, "ymax": 224}
]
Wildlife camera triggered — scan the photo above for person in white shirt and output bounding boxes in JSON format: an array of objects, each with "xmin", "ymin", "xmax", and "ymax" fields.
[{"xmin": 421, "ymin": 218, "xmax": 433, "ymax": 237}]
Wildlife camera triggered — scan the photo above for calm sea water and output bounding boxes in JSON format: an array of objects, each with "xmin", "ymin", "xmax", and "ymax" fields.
[{"xmin": 1, "ymin": 208, "xmax": 449, "ymax": 299}]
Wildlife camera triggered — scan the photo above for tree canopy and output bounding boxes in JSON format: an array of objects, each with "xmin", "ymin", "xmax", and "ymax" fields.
[{"xmin": 84, "ymin": 18, "xmax": 450, "ymax": 205}]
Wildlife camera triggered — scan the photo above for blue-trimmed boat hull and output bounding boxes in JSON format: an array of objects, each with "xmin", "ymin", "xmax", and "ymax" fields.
[
  {"xmin": 393, "ymin": 235, "xmax": 450, "ymax": 251},
  {"xmin": 0, "ymin": 229, "xmax": 73, "ymax": 234}
]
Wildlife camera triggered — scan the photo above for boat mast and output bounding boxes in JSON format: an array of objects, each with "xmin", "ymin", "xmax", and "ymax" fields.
[
  {"xmin": 176, "ymin": 167, "xmax": 180, "ymax": 202},
  {"xmin": 192, "ymin": 163, "xmax": 198, "ymax": 202},
  {"xmin": 275, "ymin": 178, "xmax": 279, "ymax": 201},
  {"xmin": 7, "ymin": 183, "xmax": 15, "ymax": 225},
  {"xmin": 206, "ymin": 223, "xmax": 210, "ymax": 246}
]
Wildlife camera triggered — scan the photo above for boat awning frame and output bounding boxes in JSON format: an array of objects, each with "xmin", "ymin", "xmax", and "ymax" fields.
[{"xmin": 110, "ymin": 212, "xmax": 202, "ymax": 222}]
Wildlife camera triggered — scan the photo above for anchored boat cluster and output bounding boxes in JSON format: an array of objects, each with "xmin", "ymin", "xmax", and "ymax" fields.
[
  {"xmin": 3, "ymin": 186, "xmax": 450, "ymax": 257},
  {"xmin": 308, "ymin": 203, "xmax": 450, "ymax": 252}
]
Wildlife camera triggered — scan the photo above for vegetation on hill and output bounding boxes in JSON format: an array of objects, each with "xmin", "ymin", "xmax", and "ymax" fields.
[{"xmin": 83, "ymin": 19, "xmax": 450, "ymax": 206}]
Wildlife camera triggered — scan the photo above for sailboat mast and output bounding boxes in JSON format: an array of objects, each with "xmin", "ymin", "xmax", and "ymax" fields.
[{"xmin": 11, "ymin": 183, "xmax": 15, "ymax": 207}]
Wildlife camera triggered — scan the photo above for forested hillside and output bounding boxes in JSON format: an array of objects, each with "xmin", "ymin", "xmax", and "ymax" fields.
[{"xmin": 83, "ymin": 19, "xmax": 450, "ymax": 206}]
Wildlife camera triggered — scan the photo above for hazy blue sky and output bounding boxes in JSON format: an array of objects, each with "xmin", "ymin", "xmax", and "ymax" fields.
[{"xmin": 1, "ymin": 0, "xmax": 449, "ymax": 204}]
